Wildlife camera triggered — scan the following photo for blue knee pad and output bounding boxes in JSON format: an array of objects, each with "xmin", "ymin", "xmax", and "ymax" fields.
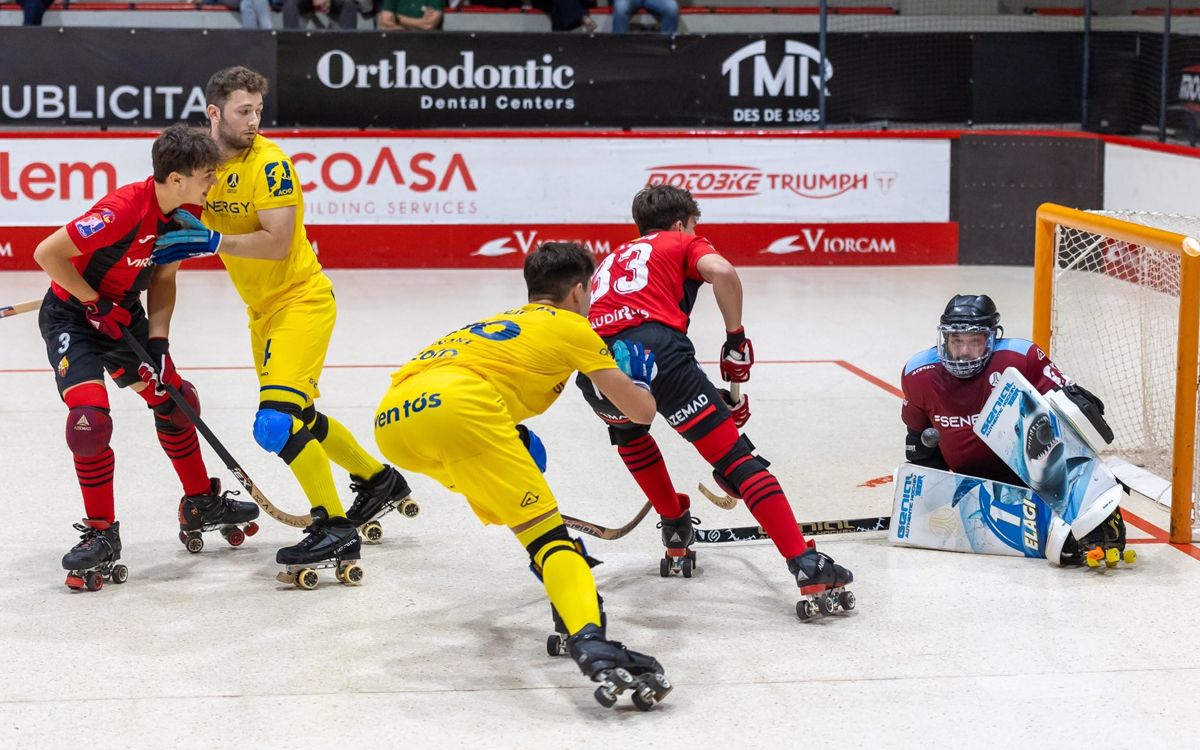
[{"xmin": 253, "ymin": 409, "xmax": 295, "ymax": 455}]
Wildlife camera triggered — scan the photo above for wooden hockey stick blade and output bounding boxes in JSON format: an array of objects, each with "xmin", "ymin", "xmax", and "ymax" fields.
[
  {"xmin": 563, "ymin": 501, "xmax": 653, "ymax": 541},
  {"xmin": 121, "ymin": 329, "xmax": 311, "ymax": 528},
  {"xmin": 697, "ymin": 482, "xmax": 738, "ymax": 510},
  {"xmin": 694, "ymin": 516, "xmax": 891, "ymax": 544},
  {"xmin": 0, "ymin": 298, "xmax": 42, "ymax": 319}
]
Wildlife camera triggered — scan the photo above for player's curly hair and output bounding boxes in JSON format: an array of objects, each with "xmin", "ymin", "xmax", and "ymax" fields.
[
  {"xmin": 205, "ymin": 66, "xmax": 269, "ymax": 110},
  {"xmin": 525, "ymin": 242, "xmax": 596, "ymax": 302},
  {"xmin": 152, "ymin": 123, "xmax": 220, "ymax": 183},
  {"xmin": 632, "ymin": 184, "xmax": 701, "ymax": 235}
]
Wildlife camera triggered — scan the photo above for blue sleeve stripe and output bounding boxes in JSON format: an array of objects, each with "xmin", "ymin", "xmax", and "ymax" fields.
[
  {"xmin": 995, "ymin": 338, "xmax": 1034, "ymax": 355},
  {"xmin": 903, "ymin": 348, "xmax": 939, "ymax": 375}
]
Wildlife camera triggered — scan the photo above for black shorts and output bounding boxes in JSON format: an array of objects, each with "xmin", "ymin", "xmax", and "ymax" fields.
[
  {"xmin": 38, "ymin": 291, "xmax": 149, "ymax": 397},
  {"xmin": 575, "ymin": 322, "xmax": 730, "ymax": 439}
]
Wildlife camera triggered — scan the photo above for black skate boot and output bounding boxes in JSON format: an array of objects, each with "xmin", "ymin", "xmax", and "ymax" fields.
[
  {"xmin": 275, "ymin": 507, "xmax": 363, "ymax": 590},
  {"xmin": 787, "ymin": 542, "xmax": 855, "ymax": 621},
  {"xmin": 63, "ymin": 518, "xmax": 127, "ymax": 592},
  {"xmin": 656, "ymin": 493, "xmax": 698, "ymax": 578},
  {"xmin": 547, "ymin": 596, "xmax": 607, "ymax": 657},
  {"xmin": 566, "ymin": 623, "xmax": 672, "ymax": 711},
  {"xmin": 177, "ymin": 478, "xmax": 260, "ymax": 554},
  {"xmin": 346, "ymin": 465, "xmax": 419, "ymax": 544},
  {"xmin": 1077, "ymin": 507, "xmax": 1135, "ymax": 568}
]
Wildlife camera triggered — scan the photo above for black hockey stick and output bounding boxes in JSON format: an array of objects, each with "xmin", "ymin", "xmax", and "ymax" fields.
[
  {"xmin": 121, "ymin": 328, "xmax": 312, "ymax": 528},
  {"xmin": 563, "ymin": 502, "xmax": 653, "ymax": 541},
  {"xmin": 694, "ymin": 515, "xmax": 891, "ymax": 544},
  {"xmin": 0, "ymin": 297, "xmax": 41, "ymax": 319}
]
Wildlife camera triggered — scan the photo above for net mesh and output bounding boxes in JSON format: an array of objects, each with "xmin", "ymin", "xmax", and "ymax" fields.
[{"xmin": 1049, "ymin": 210, "xmax": 1197, "ymax": 524}]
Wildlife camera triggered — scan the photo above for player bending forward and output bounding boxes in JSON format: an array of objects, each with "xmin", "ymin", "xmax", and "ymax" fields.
[
  {"xmin": 901, "ymin": 294, "xmax": 1127, "ymax": 565},
  {"xmin": 374, "ymin": 243, "xmax": 672, "ymax": 710},
  {"xmin": 577, "ymin": 184, "xmax": 853, "ymax": 618},
  {"xmin": 34, "ymin": 124, "xmax": 259, "ymax": 591}
]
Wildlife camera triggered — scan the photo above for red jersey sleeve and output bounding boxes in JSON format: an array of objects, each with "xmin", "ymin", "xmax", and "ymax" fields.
[
  {"xmin": 1023, "ymin": 343, "xmax": 1070, "ymax": 394},
  {"xmin": 64, "ymin": 193, "xmax": 140, "ymax": 255},
  {"xmin": 900, "ymin": 372, "xmax": 932, "ymax": 432},
  {"xmin": 683, "ymin": 234, "xmax": 719, "ymax": 281}
]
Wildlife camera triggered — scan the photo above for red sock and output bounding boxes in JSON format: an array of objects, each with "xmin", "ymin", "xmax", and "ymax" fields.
[
  {"xmin": 65, "ymin": 384, "xmax": 116, "ymax": 523},
  {"xmin": 691, "ymin": 419, "xmax": 807, "ymax": 558},
  {"xmin": 139, "ymin": 388, "xmax": 211, "ymax": 497},
  {"xmin": 618, "ymin": 434, "xmax": 683, "ymax": 517}
]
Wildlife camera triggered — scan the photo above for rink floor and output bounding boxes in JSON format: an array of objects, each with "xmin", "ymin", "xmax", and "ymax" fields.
[{"xmin": 0, "ymin": 267, "xmax": 1196, "ymax": 749}]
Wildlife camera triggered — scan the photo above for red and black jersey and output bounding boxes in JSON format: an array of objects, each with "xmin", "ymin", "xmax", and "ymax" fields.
[
  {"xmin": 51, "ymin": 177, "xmax": 172, "ymax": 308},
  {"xmin": 901, "ymin": 338, "xmax": 1070, "ymax": 483},
  {"xmin": 588, "ymin": 231, "xmax": 719, "ymax": 336}
]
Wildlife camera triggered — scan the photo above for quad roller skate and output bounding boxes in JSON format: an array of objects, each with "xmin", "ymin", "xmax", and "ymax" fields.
[
  {"xmin": 177, "ymin": 478, "xmax": 260, "ymax": 554},
  {"xmin": 62, "ymin": 519, "xmax": 127, "ymax": 592},
  {"xmin": 346, "ymin": 465, "xmax": 419, "ymax": 544},
  {"xmin": 1080, "ymin": 507, "xmax": 1136, "ymax": 569},
  {"xmin": 275, "ymin": 508, "xmax": 363, "ymax": 590},
  {"xmin": 546, "ymin": 596, "xmax": 606, "ymax": 657},
  {"xmin": 657, "ymin": 494, "xmax": 698, "ymax": 578},
  {"xmin": 788, "ymin": 542, "xmax": 855, "ymax": 622},
  {"xmin": 566, "ymin": 623, "xmax": 672, "ymax": 711}
]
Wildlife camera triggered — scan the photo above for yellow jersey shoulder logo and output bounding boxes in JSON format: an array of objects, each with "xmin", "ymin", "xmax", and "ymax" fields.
[
  {"xmin": 225, "ymin": 173, "xmax": 240, "ymax": 191},
  {"xmin": 263, "ymin": 161, "xmax": 294, "ymax": 197}
]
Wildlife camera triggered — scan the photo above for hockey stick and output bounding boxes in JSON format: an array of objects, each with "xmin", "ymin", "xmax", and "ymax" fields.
[
  {"xmin": 563, "ymin": 501, "xmax": 653, "ymax": 541},
  {"xmin": 121, "ymin": 328, "xmax": 312, "ymax": 528},
  {"xmin": 0, "ymin": 298, "xmax": 41, "ymax": 319},
  {"xmin": 698, "ymin": 382, "xmax": 741, "ymax": 510},
  {"xmin": 694, "ymin": 515, "xmax": 891, "ymax": 544}
]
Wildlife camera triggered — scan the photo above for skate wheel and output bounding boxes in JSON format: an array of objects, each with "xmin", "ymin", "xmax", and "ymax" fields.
[
  {"xmin": 399, "ymin": 498, "xmax": 420, "ymax": 518},
  {"xmin": 296, "ymin": 569, "xmax": 319, "ymax": 590},
  {"xmin": 838, "ymin": 590, "xmax": 856, "ymax": 611},
  {"xmin": 244, "ymin": 522, "xmax": 259, "ymax": 537},
  {"xmin": 796, "ymin": 599, "xmax": 817, "ymax": 621},
  {"xmin": 687, "ymin": 548, "xmax": 696, "ymax": 563},
  {"xmin": 680, "ymin": 557, "xmax": 693, "ymax": 578},
  {"xmin": 610, "ymin": 668, "xmax": 637, "ymax": 689},
  {"xmin": 645, "ymin": 673, "xmax": 672, "ymax": 701},
  {"xmin": 546, "ymin": 634, "xmax": 564, "ymax": 657},
  {"xmin": 362, "ymin": 522, "xmax": 383, "ymax": 544},
  {"xmin": 85, "ymin": 571, "xmax": 104, "ymax": 592},
  {"xmin": 593, "ymin": 684, "xmax": 618, "ymax": 708},
  {"xmin": 110, "ymin": 564, "xmax": 128, "ymax": 584},
  {"xmin": 1105, "ymin": 547, "xmax": 1119, "ymax": 568},
  {"xmin": 339, "ymin": 563, "xmax": 364, "ymax": 586},
  {"xmin": 177, "ymin": 531, "xmax": 188, "ymax": 546},
  {"xmin": 225, "ymin": 528, "xmax": 246, "ymax": 547},
  {"xmin": 631, "ymin": 687, "xmax": 655, "ymax": 711},
  {"xmin": 817, "ymin": 593, "xmax": 836, "ymax": 616},
  {"xmin": 1123, "ymin": 549, "xmax": 1137, "ymax": 564},
  {"xmin": 65, "ymin": 574, "xmax": 84, "ymax": 590},
  {"xmin": 185, "ymin": 534, "xmax": 204, "ymax": 554},
  {"xmin": 659, "ymin": 557, "xmax": 670, "ymax": 578}
]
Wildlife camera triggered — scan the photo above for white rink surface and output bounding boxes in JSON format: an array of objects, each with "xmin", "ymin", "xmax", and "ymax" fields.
[{"xmin": 0, "ymin": 267, "xmax": 1197, "ymax": 749}]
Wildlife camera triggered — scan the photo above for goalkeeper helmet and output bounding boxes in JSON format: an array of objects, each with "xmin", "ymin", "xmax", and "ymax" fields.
[{"xmin": 937, "ymin": 294, "xmax": 1002, "ymax": 378}]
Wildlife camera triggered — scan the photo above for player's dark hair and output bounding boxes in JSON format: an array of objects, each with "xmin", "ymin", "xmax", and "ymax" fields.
[
  {"xmin": 205, "ymin": 66, "xmax": 269, "ymax": 110},
  {"xmin": 525, "ymin": 242, "xmax": 595, "ymax": 302},
  {"xmin": 632, "ymin": 184, "xmax": 701, "ymax": 235},
  {"xmin": 152, "ymin": 124, "xmax": 220, "ymax": 183}
]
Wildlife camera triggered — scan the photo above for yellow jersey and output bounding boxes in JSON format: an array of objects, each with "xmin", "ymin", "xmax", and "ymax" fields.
[
  {"xmin": 392, "ymin": 303, "xmax": 617, "ymax": 424},
  {"xmin": 204, "ymin": 134, "xmax": 323, "ymax": 313}
]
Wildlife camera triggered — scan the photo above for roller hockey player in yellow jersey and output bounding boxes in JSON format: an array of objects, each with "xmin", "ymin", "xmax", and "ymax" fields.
[
  {"xmin": 373, "ymin": 243, "xmax": 672, "ymax": 710},
  {"xmin": 152, "ymin": 67, "xmax": 414, "ymax": 585}
]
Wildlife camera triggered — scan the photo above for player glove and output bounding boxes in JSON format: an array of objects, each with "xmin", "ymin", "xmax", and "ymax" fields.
[
  {"xmin": 82, "ymin": 297, "xmax": 132, "ymax": 340},
  {"xmin": 516, "ymin": 424, "xmax": 548, "ymax": 473},
  {"xmin": 719, "ymin": 388, "xmax": 750, "ymax": 428},
  {"xmin": 719, "ymin": 327, "xmax": 754, "ymax": 383},
  {"xmin": 137, "ymin": 337, "xmax": 181, "ymax": 397},
  {"xmin": 612, "ymin": 340, "xmax": 655, "ymax": 391},
  {"xmin": 153, "ymin": 209, "xmax": 222, "ymax": 264}
]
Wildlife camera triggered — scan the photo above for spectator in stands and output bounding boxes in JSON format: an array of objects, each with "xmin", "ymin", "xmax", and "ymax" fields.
[
  {"xmin": 21, "ymin": 0, "xmax": 55, "ymax": 26},
  {"xmin": 379, "ymin": 0, "xmax": 444, "ymax": 30},
  {"xmin": 241, "ymin": 0, "xmax": 275, "ymax": 28},
  {"xmin": 282, "ymin": 0, "xmax": 368, "ymax": 28},
  {"xmin": 611, "ymin": 0, "xmax": 677, "ymax": 33},
  {"xmin": 538, "ymin": 0, "xmax": 595, "ymax": 32}
]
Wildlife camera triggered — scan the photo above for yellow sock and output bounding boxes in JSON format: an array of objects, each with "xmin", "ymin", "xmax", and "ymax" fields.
[
  {"xmin": 518, "ymin": 515, "xmax": 602, "ymax": 635},
  {"xmin": 287, "ymin": 417, "xmax": 346, "ymax": 517},
  {"xmin": 314, "ymin": 412, "xmax": 385, "ymax": 480}
]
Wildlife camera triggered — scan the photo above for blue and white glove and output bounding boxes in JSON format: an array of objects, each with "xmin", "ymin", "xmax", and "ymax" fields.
[
  {"xmin": 516, "ymin": 424, "xmax": 547, "ymax": 473},
  {"xmin": 612, "ymin": 340, "xmax": 655, "ymax": 392},
  {"xmin": 153, "ymin": 209, "xmax": 222, "ymax": 264}
]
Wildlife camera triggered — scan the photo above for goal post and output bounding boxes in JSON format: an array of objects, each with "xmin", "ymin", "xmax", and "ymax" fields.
[{"xmin": 1032, "ymin": 203, "xmax": 1200, "ymax": 544}]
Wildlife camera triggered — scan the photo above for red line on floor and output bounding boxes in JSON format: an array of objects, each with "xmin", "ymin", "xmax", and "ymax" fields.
[
  {"xmin": 1121, "ymin": 508, "xmax": 1200, "ymax": 562},
  {"xmin": 833, "ymin": 360, "xmax": 904, "ymax": 399}
]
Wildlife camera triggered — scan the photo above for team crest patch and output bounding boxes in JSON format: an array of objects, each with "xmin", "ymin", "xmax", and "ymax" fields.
[
  {"xmin": 57, "ymin": 356, "xmax": 69, "ymax": 378},
  {"xmin": 226, "ymin": 173, "xmax": 240, "ymax": 190},
  {"xmin": 263, "ymin": 161, "xmax": 294, "ymax": 197},
  {"xmin": 74, "ymin": 208, "xmax": 115, "ymax": 238}
]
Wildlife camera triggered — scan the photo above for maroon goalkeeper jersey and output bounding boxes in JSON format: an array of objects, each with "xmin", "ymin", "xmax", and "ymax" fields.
[
  {"xmin": 588, "ymin": 230, "xmax": 719, "ymax": 336},
  {"xmin": 51, "ymin": 177, "xmax": 172, "ymax": 307},
  {"xmin": 901, "ymin": 338, "xmax": 1069, "ymax": 482}
]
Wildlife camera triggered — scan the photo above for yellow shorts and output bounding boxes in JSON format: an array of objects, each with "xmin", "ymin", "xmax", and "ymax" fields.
[
  {"xmin": 248, "ymin": 274, "xmax": 336, "ymax": 405},
  {"xmin": 373, "ymin": 367, "xmax": 557, "ymax": 527}
]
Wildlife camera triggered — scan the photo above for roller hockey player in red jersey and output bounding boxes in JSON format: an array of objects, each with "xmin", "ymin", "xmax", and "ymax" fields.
[
  {"xmin": 900, "ymin": 294, "xmax": 1127, "ymax": 565},
  {"xmin": 33, "ymin": 125, "xmax": 258, "ymax": 591},
  {"xmin": 576, "ymin": 184, "xmax": 853, "ymax": 619}
]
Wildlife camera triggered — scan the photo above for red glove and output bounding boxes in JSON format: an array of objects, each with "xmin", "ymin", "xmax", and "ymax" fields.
[
  {"xmin": 82, "ymin": 298, "xmax": 132, "ymax": 340},
  {"xmin": 138, "ymin": 337, "xmax": 181, "ymax": 397},
  {"xmin": 719, "ymin": 327, "xmax": 754, "ymax": 383},
  {"xmin": 720, "ymin": 388, "xmax": 750, "ymax": 428}
]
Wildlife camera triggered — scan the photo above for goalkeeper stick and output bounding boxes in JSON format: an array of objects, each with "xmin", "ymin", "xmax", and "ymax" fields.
[{"xmin": 695, "ymin": 515, "xmax": 891, "ymax": 543}]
